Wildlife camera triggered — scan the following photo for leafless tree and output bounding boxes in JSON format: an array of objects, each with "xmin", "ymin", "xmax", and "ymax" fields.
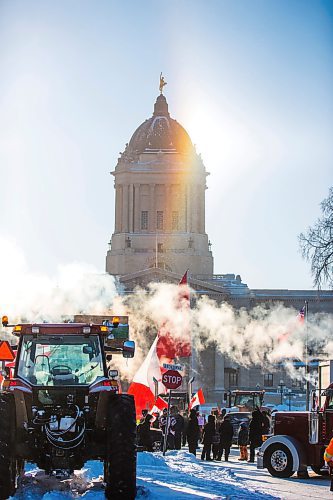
[{"xmin": 299, "ymin": 187, "xmax": 333, "ymax": 289}]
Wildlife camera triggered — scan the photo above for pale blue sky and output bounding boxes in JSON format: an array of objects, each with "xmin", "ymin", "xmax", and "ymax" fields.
[{"xmin": 0, "ymin": 0, "xmax": 332, "ymax": 289}]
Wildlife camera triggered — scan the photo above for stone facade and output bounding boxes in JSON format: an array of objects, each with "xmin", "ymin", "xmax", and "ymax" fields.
[
  {"xmin": 106, "ymin": 94, "xmax": 213, "ymax": 277},
  {"xmin": 106, "ymin": 92, "xmax": 333, "ymax": 405}
]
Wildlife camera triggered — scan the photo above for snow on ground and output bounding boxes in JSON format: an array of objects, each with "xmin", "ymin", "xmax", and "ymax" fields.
[{"xmin": 11, "ymin": 448, "xmax": 331, "ymax": 499}]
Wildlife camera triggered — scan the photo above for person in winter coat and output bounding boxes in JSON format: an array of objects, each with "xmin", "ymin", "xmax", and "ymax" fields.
[
  {"xmin": 137, "ymin": 414, "xmax": 154, "ymax": 451},
  {"xmin": 159, "ymin": 408, "xmax": 176, "ymax": 450},
  {"xmin": 217, "ymin": 415, "xmax": 234, "ymax": 461},
  {"xmin": 237, "ymin": 422, "xmax": 249, "ymax": 461},
  {"xmin": 248, "ymin": 409, "xmax": 263, "ymax": 462},
  {"xmin": 261, "ymin": 410, "xmax": 271, "ymax": 435},
  {"xmin": 201, "ymin": 414, "xmax": 216, "ymax": 461},
  {"xmin": 171, "ymin": 406, "xmax": 184, "ymax": 450},
  {"xmin": 186, "ymin": 409, "xmax": 200, "ymax": 456},
  {"xmin": 324, "ymin": 436, "xmax": 333, "ymax": 492},
  {"xmin": 211, "ymin": 410, "xmax": 222, "ymax": 460}
]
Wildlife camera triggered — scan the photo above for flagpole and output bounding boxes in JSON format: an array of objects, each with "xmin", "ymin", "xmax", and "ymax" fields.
[{"xmin": 305, "ymin": 301, "xmax": 309, "ymax": 411}]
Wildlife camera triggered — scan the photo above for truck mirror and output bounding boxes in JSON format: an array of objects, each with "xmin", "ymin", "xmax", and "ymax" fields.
[
  {"xmin": 108, "ymin": 369, "xmax": 118, "ymax": 378},
  {"xmin": 123, "ymin": 340, "xmax": 135, "ymax": 358}
]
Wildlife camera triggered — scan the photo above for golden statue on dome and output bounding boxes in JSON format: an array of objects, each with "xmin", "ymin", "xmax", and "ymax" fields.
[{"xmin": 159, "ymin": 72, "xmax": 167, "ymax": 94}]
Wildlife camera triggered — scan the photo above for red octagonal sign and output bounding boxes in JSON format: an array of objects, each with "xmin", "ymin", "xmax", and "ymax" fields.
[{"xmin": 162, "ymin": 370, "xmax": 182, "ymax": 390}]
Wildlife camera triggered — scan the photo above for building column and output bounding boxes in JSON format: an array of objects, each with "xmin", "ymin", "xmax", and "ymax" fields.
[
  {"xmin": 128, "ymin": 183, "xmax": 134, "ymax": 232},
  {"xmin": 214, "ymin": 347, "xmax": 225, "ymax": 394},
  {"xmin": 122, "ymin": 184, "xmax": 129, "ymax": 233},
  {"xmin": 134, "ymin": 183, "xmax": 140, "ymax": 232},
  {"xmin": 115, "ymin": 184, "xmax": 122, "ymax": 233},
  {"xmin": 149, "ymin": 184, "xmax": 155, "ymax": 232},
  {"xmin": 186, "ymin": 184, "xmax": 192, "ymax": 232},
  {"xmin": 165, "ymin": 184, "xmax": 171, "ymax": 231}
]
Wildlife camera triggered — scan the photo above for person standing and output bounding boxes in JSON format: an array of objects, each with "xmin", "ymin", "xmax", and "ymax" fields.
[
  {"xmin": 159, "ymin": 408, "xmax": 176, "ymax": 450},
  {"xmin": 237, "ymin": 422, "xmax": 249, "ymax": 461},
  {"xmin": 218, "ymin": 414, "xmax": 234, "ymax": 461},
  {"xmin": 201, "ymin": 414, "xmax": 216, "ymax": 461},
  {"xmin": 248, "ymin": 409, "xmax": 263, "ymax": 462},
  {"xmin": 172, "ymin": 406, "xmax": 184, "ymax": 450},
  {"xmin": 261, "ymin": 410, "xmax": 271, "ymax": 435},
  {"xmin": 186, "ymin": 409, "xmax": 200, "ymax": 456},
  {"xmin": 324, "ymin": 436, "xmax": 333, "ymax": 492},
  {"xmin": 137, "ymin": 414, "xmax": 154, "ymax": 451}
]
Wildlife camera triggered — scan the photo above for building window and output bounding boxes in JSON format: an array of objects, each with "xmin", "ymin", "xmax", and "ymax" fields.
[
  {"xmin": 157, "ymin": 211, "xmax": 164, "ymax": 230},
  {"xmin": 172, "ymin": 211, "xmax": 179, "ymax": 230},
  {"xmin": 228, "ymin": 369, "xmax": 238, "ymax": 387},
  {"xmin": 141, "ymin": 211, "xmax": 148, "ymax": 230},
  {"xmin": 263, "ymin": 373, "xmax": 273, "ymax": 387},
  {"xmin": 157, "ymin": 243, "xmax": 163, "ymax": 253}
]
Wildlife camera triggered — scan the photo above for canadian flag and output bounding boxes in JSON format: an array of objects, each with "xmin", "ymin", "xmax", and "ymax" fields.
[
  {"xmin": 150, "ymin": 396, "xmax": 168, "ymax": 414},
  {"xmin": 128, "ymin": 271, "xmax": 191, "ymax": 418},
  {"xmin": 189, "ymin": 388, "xmax": 205, "ymax": 410}
]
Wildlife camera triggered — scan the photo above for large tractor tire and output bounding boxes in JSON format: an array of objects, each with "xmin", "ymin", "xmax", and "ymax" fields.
[
  {"xmin": 265, "ymin": 443, "xmax": 294, "ymax": 478},
  {"xmin": 104, "ymin": 394, "xmax": 137, "ymax": 499},
  {"xmin": 0, "ymin": 393, "xmax": 19, "ymax": 499}
]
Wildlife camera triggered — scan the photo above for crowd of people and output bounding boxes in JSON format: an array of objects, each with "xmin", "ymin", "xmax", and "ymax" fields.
[{"xmin": 136, "ymin": 405, "xmax": 272, "ymax": 463}]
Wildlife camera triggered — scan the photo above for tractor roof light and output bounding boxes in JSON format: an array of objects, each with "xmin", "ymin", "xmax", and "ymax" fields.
[
  {"xmin": 112, "ymin": 317, "xmax": 120, "ymax": 327},
  {"xmin": 31, "ymin": 326, "xmax": 40, "ymax": 334},
  {"xmin": 14, "ymin": 325, "xmax": 22, "ymax": 333},
  {"xmin": 82, "ymin": 326, "xmax": 91, "ymax": 335},
  {"xmin": 100, "ymin": 325, "xmax": 108, "ymax": 332},
  {"xmin": 2, "ymin": 315, "xmax": 8, "ymax": 327}
]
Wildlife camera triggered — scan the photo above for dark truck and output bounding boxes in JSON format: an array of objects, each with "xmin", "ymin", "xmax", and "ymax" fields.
[
  {"xmin": 257, "ymin": 386, "xmax": 333, "ymax": 478},
  {"xmin": 0, "ymin": 316, "xmax": 136, "ymax": 500}
]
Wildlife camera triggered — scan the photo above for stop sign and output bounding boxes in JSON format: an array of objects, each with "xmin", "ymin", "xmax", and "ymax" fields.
[{"xmin": 162, "ymin": 370, "xmax": 182, "ymax": 390}]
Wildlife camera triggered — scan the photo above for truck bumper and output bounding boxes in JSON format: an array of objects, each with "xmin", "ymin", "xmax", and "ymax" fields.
[{"xmin": 257, "ymin": 449, "xmax": 264, "ymax": 469}]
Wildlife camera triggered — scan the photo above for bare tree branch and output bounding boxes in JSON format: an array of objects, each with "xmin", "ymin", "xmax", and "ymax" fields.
[{"xmin": 299, "ymin": 186, "xmax": 333, "ymax": 289}]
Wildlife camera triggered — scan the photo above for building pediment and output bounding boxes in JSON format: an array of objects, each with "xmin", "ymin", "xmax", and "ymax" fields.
[{"xmin": 116, "ymin": 267, "xmax": 230, "ymax": 297}]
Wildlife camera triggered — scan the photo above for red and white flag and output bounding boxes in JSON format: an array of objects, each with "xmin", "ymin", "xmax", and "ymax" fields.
[
  {"xmin": 189, "ymin": 388, "xmax": 205, "ymax": 410},
  {"xmin": 128, "ymin": 337, "xmax": 163, "ymax": 419},
  {"xmin": 150, "ymin": 396, "xmax": 168, "ymax": 414},
  {"xmin": 128, "ymin": 270, "xmax": 191, "ymax": 418}
]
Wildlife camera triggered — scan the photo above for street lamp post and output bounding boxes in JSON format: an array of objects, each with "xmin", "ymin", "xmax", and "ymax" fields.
[
  {"xmin": 278, "ymin": 379, "xmax": 285, "ymax": 405},
  {"xmin": 287, "ymin": 389, "xmax": 292, "ymax": 411}
]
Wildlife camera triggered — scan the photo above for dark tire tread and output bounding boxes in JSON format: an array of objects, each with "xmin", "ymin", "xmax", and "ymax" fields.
[
  {"xmin": 0, "ymin": 393, "xmax": 16, "ymax": 499},
  {"xmin": 104, "ymin": 394, "xmax": 137, "ymax": 499}
]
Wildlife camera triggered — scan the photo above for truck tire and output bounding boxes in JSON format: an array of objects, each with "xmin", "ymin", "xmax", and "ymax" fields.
[
  {"xmin": 0, "ymin": 393, "xmax": 18, "ymax": 499},
  {"xmin": 104, "ymin": 394, "xmax": 137, "ymax": 499},
  {"xmin": 266, "ymin": 443, "xmax": 294, "ymax": 478}
]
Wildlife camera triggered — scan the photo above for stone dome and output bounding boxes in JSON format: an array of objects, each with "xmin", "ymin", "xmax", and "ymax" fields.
[{"xmin": 127, "ymin": 95, "xmax": 194, "ymax": 155}]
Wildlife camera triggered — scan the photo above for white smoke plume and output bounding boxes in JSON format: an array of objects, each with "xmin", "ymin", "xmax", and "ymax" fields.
[{"xmin": 1, "ymin": 237, "xmax": 332, "ymax": 383}]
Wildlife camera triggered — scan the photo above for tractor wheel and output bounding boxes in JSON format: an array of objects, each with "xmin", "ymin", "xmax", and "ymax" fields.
[
  {"xmin": 104, "ymin": 394, "xmax": 137, "ymax": 499},
  {"xmin": 0, "ymin": 393, "xmax": 19, "ymax": 499},
  {"xmin": 266, "ymin": 443, "xmax": 294, "ymax": 478}
]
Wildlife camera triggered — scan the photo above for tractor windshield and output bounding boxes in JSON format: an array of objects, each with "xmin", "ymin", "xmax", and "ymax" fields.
[
  {"xmin": 17, "ymin": 334, "xmax": 105, "ymax": 386},
  {"xmin": 233, "ymin": 393, "xmax": 262, "ymax": 410}
]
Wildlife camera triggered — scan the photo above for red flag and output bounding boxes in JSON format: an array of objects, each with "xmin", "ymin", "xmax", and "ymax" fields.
[
  {"xmin": 189, "ymin": 388, "xmax": 205, "ymax": 410},
  {"xmin": 128, "ymin": 271, "xmax": 191, "ymax": 418},
  {"xmin": 179, "ymin": 270, "xmax": 188, "ymax": 285}
]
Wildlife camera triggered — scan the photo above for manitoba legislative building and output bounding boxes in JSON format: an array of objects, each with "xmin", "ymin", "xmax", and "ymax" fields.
[{"xmin": 105, "ymin": 87, "xmax": 333, "ymax": 406}]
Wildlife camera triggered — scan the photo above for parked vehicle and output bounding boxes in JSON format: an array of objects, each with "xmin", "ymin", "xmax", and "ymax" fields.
[
  {"xmin": 257, "ymin": 386, "xmax": 333, "ymax": 478},
  {"xmin": 0, "ymin": 316, "xmax": 136, "ymax": 499}
]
